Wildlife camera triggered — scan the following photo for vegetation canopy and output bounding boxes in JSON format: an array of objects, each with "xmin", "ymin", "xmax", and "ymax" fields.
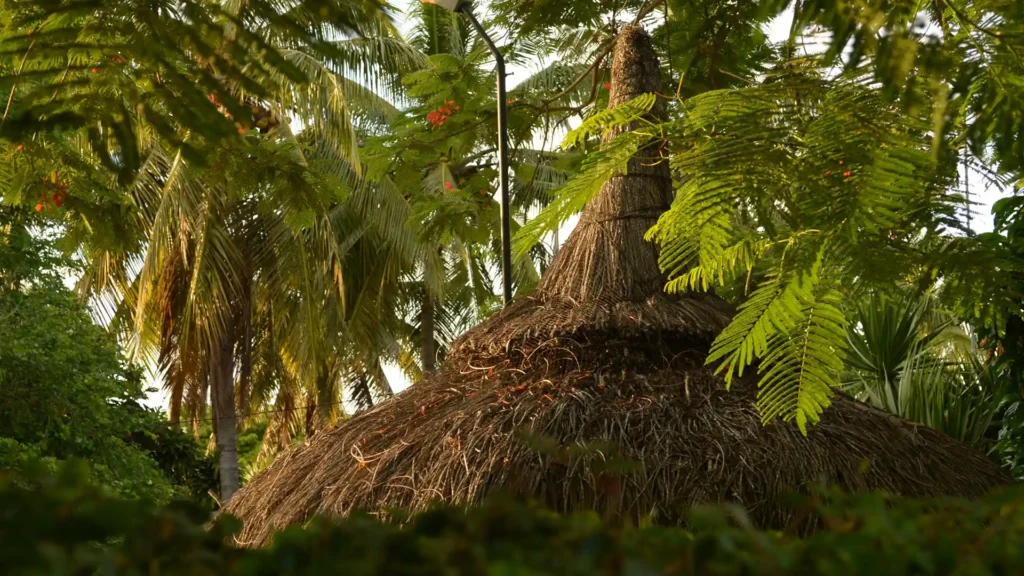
[
  {"xmin": 224, "ymin": 25, "xmax": 1009, "ymax": 545},
  {"xmin": 1, "ymin": 0, "xmax": 1023, "ymax": 556}
]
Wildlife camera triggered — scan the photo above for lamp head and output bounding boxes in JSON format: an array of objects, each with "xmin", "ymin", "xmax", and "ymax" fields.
[{"xmin": 421, "ymin": 0, "xmax": 466, "ymax": 12}]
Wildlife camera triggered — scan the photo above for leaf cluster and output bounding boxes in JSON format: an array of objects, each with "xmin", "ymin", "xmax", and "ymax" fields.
[{"xmin": 0, "ymin": 208, "xmax": 214, "ymax": 502}]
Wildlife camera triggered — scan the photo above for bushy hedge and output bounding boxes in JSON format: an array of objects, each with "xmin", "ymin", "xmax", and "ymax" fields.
[
  {"xmin": 3, "ymin": 464, "xmax": 1024, "ymax": 575},
  {"xmin": 0, "ymin": 211, "xmax": 216, "ymax": 504}
]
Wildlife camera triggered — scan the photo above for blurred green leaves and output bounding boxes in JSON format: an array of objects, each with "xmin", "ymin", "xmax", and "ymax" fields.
[{"xmin": 4, "ymin": 462, "xmax": 1024, "ymax": 575}]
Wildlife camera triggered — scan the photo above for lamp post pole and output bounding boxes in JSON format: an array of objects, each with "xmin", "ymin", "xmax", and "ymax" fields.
[{"xmin": 424, "ymin": 0, "xmax": 513, "ymax": 307}]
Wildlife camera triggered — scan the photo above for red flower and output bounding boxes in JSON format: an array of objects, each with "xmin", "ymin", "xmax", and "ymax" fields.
[
  {"xmin": 843, "ymin": 170, "xmax": 852, "ymax": 178},
  {"xmin": 35, "ymin": 203, "xmax": 43, "ymax": 212},
  {"xmin": 445, "ymin": 181, "xmax": 455, "ymax": 191},
  {"xmin": 427, "ymin": 108, "xmax": 450, "ymax": 128},
  {"xmin": 604, "ymin": 82, "xmax": 611, "ymax": 90},
  {"xmin": 427, "ymin": 102, "xmax": 460, "ymax": 128},
  {"xmin": 16, "ymin": 145, "xmax": 22, "ymax": 151},
  {"xmin": 91, "ymin": 68, "xmax": 98, "ymax": 73}
]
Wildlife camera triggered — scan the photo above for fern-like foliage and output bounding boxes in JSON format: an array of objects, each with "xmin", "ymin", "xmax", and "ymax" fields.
[
  {"xmin": 0, "ymin": 0, "xmax": 389, "ymax": 179},
  {"xmin": 792, "ymin": 0, "xmax": 1024, "ymax": 174},
  {"xmin": 757, "ymin": 266, "xmax": 848, "ymax": 433},
  {"xmin": 644, "ymin": 62, "xmax": 968, "ymax": 430},
  {"xmin": 512, "ymin": 94, "xmax": 658, "ymax": 257}
]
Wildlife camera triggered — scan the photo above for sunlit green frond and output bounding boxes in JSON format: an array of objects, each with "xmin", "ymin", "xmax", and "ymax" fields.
[
  {"xmin": 562, "ymin": 92, "xmax": 658, "ymax": 148},
  {"xmin": 514, "ymin": 131, "xmax": 649, "ymax": 259},
  {"xmin": 758, "ymin": 280, "xmax": 847, "ymax": 433}
]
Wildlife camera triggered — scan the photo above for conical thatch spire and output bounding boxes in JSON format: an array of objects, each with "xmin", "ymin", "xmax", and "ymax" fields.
[
  {"xmin": 441, "ymin": 26, "xmax": 732, "ymax": 370},
  {"xmin": 223, "ymin": 26, "xmax": 1009, "ymax": 547},
  {"xmin": 539, "ymin": 25, "xmax": 672, "ymax": 303}
]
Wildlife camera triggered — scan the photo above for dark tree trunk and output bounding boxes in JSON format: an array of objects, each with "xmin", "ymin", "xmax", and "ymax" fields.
[
  {"xmin": 421, "ymin": 286, "xmax": 436, "ymax": 374},
  {"xmin": 305, "ymin": 398, "xmax": 318, "ymax": 439},
  {"xmin": 168, "ymin": 367, "xmax": 184, "ymax": 425},
  {"xmin": 210, "ymin": 314, "xmax": 240, "ymax": 503},
  {"xmin": 157, "ymin": 251, "xmax": 184, "ymax": 425}
]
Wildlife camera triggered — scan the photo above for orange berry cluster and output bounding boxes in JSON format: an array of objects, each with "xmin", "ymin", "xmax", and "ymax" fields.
[{"xmin": 824, "ymin": 160, "xmax": 852, "ymax": 179}]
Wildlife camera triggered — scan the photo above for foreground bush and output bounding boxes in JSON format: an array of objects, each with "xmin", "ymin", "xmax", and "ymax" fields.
[{"xmin": 2, "ymin": 464, "xmax": 1023, "ymax": 575}]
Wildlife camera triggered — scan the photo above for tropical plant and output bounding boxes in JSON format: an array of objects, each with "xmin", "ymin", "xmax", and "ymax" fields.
[
  {"xmin": 958, "ymin": 193, "xmax": 1024, "ymax": 477},
  {"xmin": 789, "ymin": 0, "xmax": 1024, "ymax": 175},
  {"xmin": 8, "ymin": 463, "xmax": 1024, "ymax": 576},
  {"xmin": 0, "ymin": 0, "xmax": 425, "ymax": 501},
  {"xmin": 0, "ymin": 0, "xmax": 391, "ymax": 178},
  {"xmin": 843, "ymin": 291, "xmax": 1002, "ymax": 447}
]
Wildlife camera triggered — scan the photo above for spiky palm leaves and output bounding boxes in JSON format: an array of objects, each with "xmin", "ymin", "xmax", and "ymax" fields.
[
  {"xmin": 844, "ymin": 291, "xmax": 1003, "ymax": 447},
  {"xmin": 76, "ymin": 127, "xmax": 419, "ymax": 498}
]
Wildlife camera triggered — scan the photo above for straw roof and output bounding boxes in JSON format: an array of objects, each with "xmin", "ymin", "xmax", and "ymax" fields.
[{"xmin": 225, "ymin": 25, "xmax": 1010, "ymax": 546}]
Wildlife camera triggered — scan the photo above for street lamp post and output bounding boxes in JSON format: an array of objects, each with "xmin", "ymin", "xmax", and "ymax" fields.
[{"xmin": 423, "ymin": 0, "xmax": 513, "ymax": 307}]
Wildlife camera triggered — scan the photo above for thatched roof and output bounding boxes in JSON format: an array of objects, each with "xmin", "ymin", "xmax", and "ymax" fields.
[{"xmin": 225, "ymin": 25, "xmax": 1010, "ymax": 546}]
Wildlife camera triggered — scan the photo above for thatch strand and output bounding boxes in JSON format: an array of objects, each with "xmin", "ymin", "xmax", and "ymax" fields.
[{"xmin": 224, "ymin": 25, "xmax": 1011, "ymax": 547}]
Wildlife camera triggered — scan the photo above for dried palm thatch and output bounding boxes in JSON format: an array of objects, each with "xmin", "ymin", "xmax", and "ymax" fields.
[{"xmin": 225, "ymin": 25, "xmax": 1010, "ymax": 546}]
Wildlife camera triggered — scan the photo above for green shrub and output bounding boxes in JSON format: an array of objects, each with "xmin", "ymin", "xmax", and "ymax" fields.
[
  {"xmin": 0, "ymin": 208, "xmax": 216, "ymax": 504},
  {"xmin": 3, "ymin": 463, "xmax": 1024, "ymax": 575}
]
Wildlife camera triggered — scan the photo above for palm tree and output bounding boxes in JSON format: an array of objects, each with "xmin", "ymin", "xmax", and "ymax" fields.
[{"xmin": 2, "ymin": 0, "xmax": 423, "ymax": 502}]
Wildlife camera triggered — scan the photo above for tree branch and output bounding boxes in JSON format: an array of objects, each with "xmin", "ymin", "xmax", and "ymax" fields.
[{"xmin": 511, "ymin": 0, "xmax": 666, "ymax": 118}]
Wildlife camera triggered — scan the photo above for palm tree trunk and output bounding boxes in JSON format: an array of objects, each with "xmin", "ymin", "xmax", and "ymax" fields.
[
  {"xmin": 210, "ymin": 314, "xmax": 240, "ymax": 503},
  {"xmin": 421, "ymin": 286, "xmax": 436, "ymax": 374},
  {"xmin": 167, "ymin": 366, "xmax": 184, "ymax": 425},
  {"xmin": 237, "ymin": 270, "xmax": 253, "ymax": 415}
]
